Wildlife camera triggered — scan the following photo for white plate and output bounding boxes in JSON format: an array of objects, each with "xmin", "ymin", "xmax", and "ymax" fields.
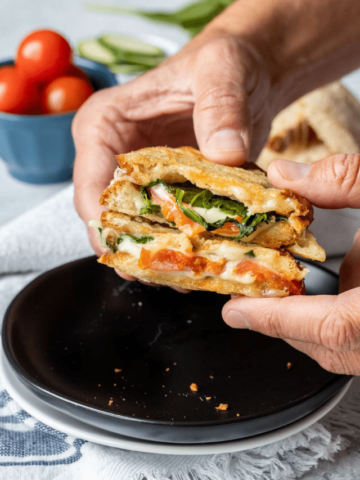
[{"xmin": 0, "ymin": 348, "xmax": 352, "ymax": 455}]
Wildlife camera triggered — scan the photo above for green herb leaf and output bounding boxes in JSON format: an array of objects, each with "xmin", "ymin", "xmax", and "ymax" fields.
[
  {"xmin": 117, "ymin": 233, "xmax": 154, "ymax": 245},
  {"xmin": 141, "ymin": 178, "xmax": 288, "ymax": 240},
  {"xmin": 106, "ymin": 241, "xmax": 117, "ymax": 253},
  {"xmin": 175, "ymin": 189, "xmax": 209, "ymax": 228},
  {"xmin": 245, "ymin": 250, "xmax": 255, "ymax": 257},
  {"xmin": 144, "ymin": 179, "xmax": 177, "ymax": 194},
  {"xmin": 139, "ymin": 187, "xmax": 161, "ymax": 215}
]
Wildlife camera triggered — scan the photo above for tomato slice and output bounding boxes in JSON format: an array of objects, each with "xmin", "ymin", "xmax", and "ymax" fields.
[
  {"xmin": 234, "ymin": 260, "xmax": 305, "ymax": 295},
  {"xmin": 138, "ymin": 249, "xmax": 225, "ymax": 276},
  {"xmin": 148, "ymin": 186, "xmax": 241, "ymax": 238},
  {"xmin": 149, "ymin": 187, "xmax": 205, "ymax": 237},
  {"xmin": 213, "ymin": 217, "xmax": 243, "ymax": 236}
]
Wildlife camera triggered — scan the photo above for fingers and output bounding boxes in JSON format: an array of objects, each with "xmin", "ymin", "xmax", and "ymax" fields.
[
  {"xmin": 73, "ymin": 144, "xmax": 115, "ymax": 256},
  {"xmin": 284, "ymin": 339, "xmax": 360, "ymax": 375},
  {"xmin": 222, "ymin": 292, "xmax": 360, "ymax": 352},
  {"xmin": 115, "ymin": 270, "xmax": 137, "ymax": 282},
  {"xmin": 339, "ymin": 229, "xmax": 360, "ymax": 293},
  {"xmin": 267, "ymin": 154, "xmax": 360, "ymax": 209},
  {"xmin": 73, "ymin": 96, "xmax": 120, "ymax": 256},
  {"xmin": 193, "ymin": 38, "xmax": 251, "ymax": 166}
]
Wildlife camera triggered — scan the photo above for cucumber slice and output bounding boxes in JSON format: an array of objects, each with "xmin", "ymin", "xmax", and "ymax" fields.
[
  {"xmin": 98, "ymin": 39, "xmax": 164, "ymax": 67},
  {"xmin": 109, "ymin": 63, "xmax": 151, "ymax": 75},
  {"xmin": 100, "ymin": 34, "xmax": 164, "ymax": 57},
  {"xmin": 77, "ymin": 39, "xmax": 118, "ymax": 66}
]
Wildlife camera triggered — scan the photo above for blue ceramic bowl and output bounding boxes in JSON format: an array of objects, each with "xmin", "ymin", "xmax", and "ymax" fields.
[{"xmin": 0, "ymin": 57, "xmax": 117, "ymax": 184}]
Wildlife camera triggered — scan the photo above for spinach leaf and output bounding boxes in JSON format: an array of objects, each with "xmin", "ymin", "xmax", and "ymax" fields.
[
  {"xmin": 175, "ymin": 189, "xmax": 208, "ymax": 229},
  {"xmin": 139, "ymin": 187, "xmax": 161, "ymax": 215},
  {"xmin": 117, "ymin": 234, "xmax": 154, "ymax": 245},
  {"xmin": 97, "ymin": 227, "xmax": 117, "ymax": 252},
  {"xmin": 144, "ymin": 179, "xmax": 176, "ymax": 193},
  {"xmin": 142, "ymin": 178, "xmax": 288, "ymax": 240}
]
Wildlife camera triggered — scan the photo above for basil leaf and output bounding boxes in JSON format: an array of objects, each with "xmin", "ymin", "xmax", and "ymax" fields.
[
  {"xmin": 97, "ymin": 227, "xmax": 116, "ymax": 252},
  {"xmin": 175, "ymin": 188, "xmax": 209, "ymax": 229},
  {"xmin": 210, "ymin": 198, "xmax": 248, "ymax": 217},
  {"xmin": 245, "ymin": 250, "xmax": 255, "ymax": 257},
  {"xmin": 143, "ymin": 179, "xmax": 176, "ymax": 194},
  {"xmin": 141, "ymin": 178, "xmax": 288, "ymax": 240},
  {"xmin": 117, "ymin": 233, "xmax": 154, "ymax": 245},
  {"xmin": 139, "ymin": 187, "xmax": 161, "ymax": 215},
  {"xmin": 106, "ymin": 241, "xmax": 117, "ymax": 253},
  {"xmin": 186, "ymin": 189, "xmax": 213, "ymax": 207}
]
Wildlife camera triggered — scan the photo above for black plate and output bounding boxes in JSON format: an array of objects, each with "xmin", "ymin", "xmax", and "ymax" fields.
[{"xmin": 2, "ymin": 256, "xmax": 350, "ymax": 444}]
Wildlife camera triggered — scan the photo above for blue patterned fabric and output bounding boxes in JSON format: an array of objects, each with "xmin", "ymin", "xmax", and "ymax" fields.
[{"xmin": 0, "ymin": 389, "xmax": 85, "ymax": 467}]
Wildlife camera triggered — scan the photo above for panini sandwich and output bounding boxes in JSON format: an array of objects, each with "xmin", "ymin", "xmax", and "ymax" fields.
[{"xmin": 92, "ymin": 146, "xmax": 325, "ymax": 297}]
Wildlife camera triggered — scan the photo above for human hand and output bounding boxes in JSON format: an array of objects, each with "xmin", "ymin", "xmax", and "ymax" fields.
[
  {"xmin": 73, "ymin": 31, "xmax": 273, "ymax": 284},
  {"xmin": 223, "ymin": 154, "xmax": 360, "ymax": 375}
]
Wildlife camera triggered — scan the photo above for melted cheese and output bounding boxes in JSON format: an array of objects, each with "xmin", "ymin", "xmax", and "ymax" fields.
[
  {"xmin": 110, "ymin": 167, "xmax": 138, "ymax": 185},
  {"xmin": 192, "ymin": 206, "xmax": 234, "ymax": 223},
  {"xmin": 116, "ymin": 237, "xmax": 143, "ymax": 259}
]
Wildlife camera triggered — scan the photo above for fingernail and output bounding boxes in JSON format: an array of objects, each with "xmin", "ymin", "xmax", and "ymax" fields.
[
  {"xmin": 225, "ymin": 310, "xmax": 250, "ymax": 329},
  {"xmin": 275, "ymin": 160, "xmax": 312, "ymax": 181},
  {"xmin": 206, "ymin": 129, "xmax": 245, "ymax": 153}
]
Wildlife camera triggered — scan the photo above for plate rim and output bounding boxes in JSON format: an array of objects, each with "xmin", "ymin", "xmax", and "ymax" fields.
[{"xmin": 0, "ymin": 347, "xmax": 352, "ymax": 455}]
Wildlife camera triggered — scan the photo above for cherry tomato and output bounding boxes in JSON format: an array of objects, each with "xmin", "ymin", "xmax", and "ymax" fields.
[
  {"xmin": 16, "ymin": 30, "xmax": 72, "ymax": 83},
  {"xmin": 40, "ymin": 76, "xmax": 94, "ymax": 114},
  {"xmin": 65, "ymin": 64, "xmax": 89, "ymax": 81},
  {"xmin": 0, "ymin": 66, "xmax": 40, "ymax": 114}
]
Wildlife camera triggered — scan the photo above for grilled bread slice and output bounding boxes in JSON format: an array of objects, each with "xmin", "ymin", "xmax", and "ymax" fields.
[
  {"xmin": 95, "ymin": 211, "xmax": 309, "ymax": 298},
  {"xmin": 100, "ymin": 146, "xmax": 324, "ymax": 260}
]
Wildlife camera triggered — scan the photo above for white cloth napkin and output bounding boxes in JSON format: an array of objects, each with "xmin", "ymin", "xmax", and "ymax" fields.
[{"xmin": 0, "ymin": 185, "xmax": 359, "ymax": 480}]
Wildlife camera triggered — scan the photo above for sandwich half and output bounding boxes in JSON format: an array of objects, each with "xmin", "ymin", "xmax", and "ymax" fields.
[
  {"xmin": 100, "ymin": 146, "xmax": 325, "ymax": 262},
  {"xmin": 92, "ymin": 146, "xmax": 325, "ymax": 297},
  {"xmin": 93, "ymin": 211, "xmax": 308, "ymax": 297}
]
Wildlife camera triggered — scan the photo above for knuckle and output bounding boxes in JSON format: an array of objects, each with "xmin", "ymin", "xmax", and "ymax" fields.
[
  {"xmin": 318, "ymin": 350, "xmax": 348, "ymax": 375},
  {"xmin": 196, "ymin": 85, "xmax": 243, "ymax": 114},
  {"xmin": 318, "ymin": 154, "xmax": 360, "ymax": 204},
  {"xmin": 260, "ymin": 307, "xmax": 283, "ymax": 338},
  {"xmin": 320, "ymin": 304, "xmax": 359, "ymax": 352}
]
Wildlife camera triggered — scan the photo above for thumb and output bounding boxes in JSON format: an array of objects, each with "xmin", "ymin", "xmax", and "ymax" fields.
[
  {"xmin": 267, "ymin": 154, "xmax": 360, "ymax": 209},
  {"xmin": 339, "ymin": 229, "xmax": 360, "ymax": 293},
  {"xmin": 193, "ymin": 38, "xmax": 251, "ymax": 166}
]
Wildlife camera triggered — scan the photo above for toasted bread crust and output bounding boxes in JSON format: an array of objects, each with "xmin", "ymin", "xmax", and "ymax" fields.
[
  {"xmin": 287, "ymin": 231, "xmax": 326, "ymax": 262},
  {"xmin": 115, "ymin": 146, "xmax": 312, "ymax": 221},
  {"xmin": 100, "ymin": 211, "xmax": 306, "ymax": 282},
  {"xmin": 99, "ymin": 251, "xmax": 298, "ymax": 297}
]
